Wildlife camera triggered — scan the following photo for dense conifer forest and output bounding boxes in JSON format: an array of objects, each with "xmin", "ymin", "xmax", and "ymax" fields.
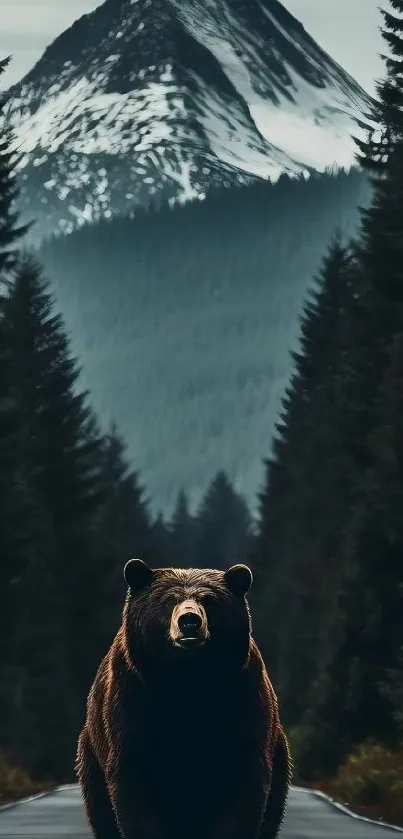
[
  {"xmin": 251, "ymin": 0, "xmax": 403, "ymax": 810},
  {"xmin": 39, "ymin": 166, "xmax": 371, "ymax": 515},
  {"xmin": 0, "ymin": 0, "xmax": 403, "ymax": 826},
  {"xmin": 0, "ymin": 69, "xmax": 256, "ymax": 779}
]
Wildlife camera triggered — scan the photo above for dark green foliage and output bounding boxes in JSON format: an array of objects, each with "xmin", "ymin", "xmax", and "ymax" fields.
[
  {"xmin": 8, "ymin": 528, "xmax": 78, "ymax": 781},
  {"xmin": 0, "ymin": 54, "xmax": 239, "ymax": 785},
  {"xmin": 150, "ymin": 511, "xmax": 171, "ymax": 566},
  {"xmin": 2, "ymin": 254, "xmax": 103, "ymax": 532},
  {"xmin": 195, "ymin": 470, "xmax": 254, "ymax": 570},
  {"xmin": 167, "ymin": 489, "xmax": 196, "ymax": 568},
  {"xmin": 0, "ymin": 254, "xmax": 105, "ymax": 775},
  {"xmin": 153, "ymin": 475, "xmax": 255, "ymax": 571},
  {"xmin": 0, "ymin": 55, "xmax": 260, "ymax": 781},
  {"xmin": 93, "ymin": 423, "xmax": 152, "ymax": 567},
  {"xmin": 1, "ymin": 17, "xmax": 399, "ymax": 791},
  {"xmin": 253, "ymin": 238, "xmax": 359, "ymax": 723},
  {"xmin": 256, "ymin": 0, "xmax": 403, "ymax": 782},
  {"xmin": 0, "ymin": 58, "xmax": 32, "ymax": 667},
  {"xmin": 382, "ymin": 645, "xmax": 403, "ymax": 736},
  {"xmin": 0, "ymin": 321, "xmax": 28, "ymax": 668},
  {"xmin": 0, "ymin": 59, "xmax": 36, "ymax": 756},
  {"xmin": 0, "ymin": 255, "xmax": 156, "ymax": 781},
  {"xmin": 356, "ymin": 0, "xmax": 403, "ymax": 169},
  {"xmin": 90, "ymin": 423, "xmax": 154, "ymax": 650}
]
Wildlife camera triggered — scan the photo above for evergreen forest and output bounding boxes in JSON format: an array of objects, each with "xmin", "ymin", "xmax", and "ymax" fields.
[
  {"xmin": 39, "ymin": 166, "xmax": 371, "ymax": 515},
  {"xmin": 0, "ymin": 0, "xmax": 403, "ymax": 826}
]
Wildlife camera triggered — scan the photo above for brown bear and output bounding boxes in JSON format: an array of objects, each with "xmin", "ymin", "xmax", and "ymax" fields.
[{"xmin": 76, "ymin": 560, "xmax": 292, "ymax": 839}]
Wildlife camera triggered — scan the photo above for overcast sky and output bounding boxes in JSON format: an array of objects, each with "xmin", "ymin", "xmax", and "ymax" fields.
[{"xmin": 1, "ymin": 0, "xmax": 387, "ymax": 93}]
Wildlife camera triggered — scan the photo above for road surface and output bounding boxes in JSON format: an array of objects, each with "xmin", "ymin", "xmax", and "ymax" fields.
[{"xmin": 0, "ymin": 784, "xmax": 401, "ymax": 838}]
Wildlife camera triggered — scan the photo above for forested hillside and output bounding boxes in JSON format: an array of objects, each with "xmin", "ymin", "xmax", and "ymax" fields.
[
  {"xmin": 2, "ymin": 2, "xmax": 403, "ymax": 828},
  {"xmin": 251, "ymin": 0, "xmax": 403, "ymax": 823},
  {"xmin": 0, "ymin": 60, "xmax": 254, "ymax": 783},
  {"xmin": 40, "ymin": 168, "xmax": 371, "ymax": 515}
]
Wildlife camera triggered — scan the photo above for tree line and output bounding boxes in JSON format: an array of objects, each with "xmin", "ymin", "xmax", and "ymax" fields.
[
  {"xmin": 251, "ymin": 0, "xmax": 403, "ymax": 780},
  {"xmin": 2, "ymin": 0, "xmax": 403, "ymax": 792},
  {"xmin": 38, "ymin": 156, "xmax": 370, "ymax": 518},
  {"xmin": 0, "ymin": 56, "xmax": 255, "ymax": 781}
]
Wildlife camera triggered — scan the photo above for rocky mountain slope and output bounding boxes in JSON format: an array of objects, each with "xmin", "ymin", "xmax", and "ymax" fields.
[{"xmin": 7, "ymin": 0, "xmax": 373, "ymax": 238}]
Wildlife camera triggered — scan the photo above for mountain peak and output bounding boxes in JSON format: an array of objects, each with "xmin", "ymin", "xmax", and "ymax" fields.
[{"xmin": 7, "ymin": 0, "xmax": 373, "ymax": 238}]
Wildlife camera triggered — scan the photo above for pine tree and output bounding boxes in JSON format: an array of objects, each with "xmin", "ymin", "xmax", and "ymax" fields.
[
  {"xmin": 288, "ymin": 3, "xmax": 403, "ymax": 772},
  {"xmin": 323, "ymin": 330, "xmax": 403, "ymax": 756},
  {"xmin": 168, "ymin": 489, "xmax": 196, "ymax": 568},
  {"xmin": 356, "ymin": 0, "xmax": 403, "ymax": 169},
  {"xmin": 253, "ymin": 239, "xmax": 359, "ymax": 723},
  {"xmin": 254, "ymin": 0, "xmax": 403, "ymax": 778},
  {"xmin": 299, "ymin": 130, "xmax": 403, "ymax": 782},
  {"xmin": 195, "ymin": 471, "xmax": 253, "ymax": 570},
  {"xmin": 0, "ymin": 313, "xmax": 28, "ymax": 664},
  {"xmin": 0, "ymin": 253, "xmax": 157, "ymax": 778},
  {"xmin": 151, "ymin": 511, "xmax": 170, "ymax": 566},
  {"xmin": 91, "ymin": 423, "xmax": 153, "ymax": 650},
  {"xmin": 3, "ymin": 253, "xmax": 103, "ymax": 539},
  {"xmin": 2, "ymin": 252, "xmax": 104, "ymax": 705},
  {"xmin": 0, "ymin": 58, "xmax": 31, "ymax": 707},
  {"xmin": 7, "ymin": 499, "xmax": 78, "ymax": 781},
  {"xmin": 94, "ymin": 423, "xmax": 152, "ymax": 565},
  {"xmin": 0, "ymin": 57, "xmax": 30, "ymax": 279}
]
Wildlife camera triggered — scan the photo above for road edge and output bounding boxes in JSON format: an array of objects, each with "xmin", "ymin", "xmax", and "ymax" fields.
[
  {"xmin": 294, "ymin": 785, "xmax": 403, "ymax": 834},
  {"xmin": 2, "ymin": 782, "xmax": 403, "ymax": 833},
  {"xmin": 0, "ymin": 783, "xmax": 76, "ymax": 813}
]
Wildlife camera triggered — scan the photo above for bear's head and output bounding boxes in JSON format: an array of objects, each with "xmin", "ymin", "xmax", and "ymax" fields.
[{"xmin": 122, "ymin": 560, "xmax": 253, "ymax": 681}]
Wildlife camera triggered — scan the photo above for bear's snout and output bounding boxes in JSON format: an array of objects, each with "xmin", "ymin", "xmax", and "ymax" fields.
[
  {"xmin": 170, "ymin": 599, "xmax": 209, "ymax": 649},
  {"xmin": 178, "ymin": 610, "xmax": 202, "ymax": 636}
]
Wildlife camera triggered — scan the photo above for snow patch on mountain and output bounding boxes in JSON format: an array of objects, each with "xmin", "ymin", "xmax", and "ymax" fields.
[
  {"xmin": 14, "ymin": 75, "xmax": 183, "ymax": 157},
  {"xmin": 171, "ymin": 0, "xmax": 368, "ymax": 171},
  {"xmin": 196, "ymin": 82, "xmax": 294, "ymax": 180},
  {"xmin": 6, "ymin": 0, "xmax": 374, "ymax": 238},
  {"xmin": 250, "ymin": 66, "xmax": 359, "ymax": 171}
]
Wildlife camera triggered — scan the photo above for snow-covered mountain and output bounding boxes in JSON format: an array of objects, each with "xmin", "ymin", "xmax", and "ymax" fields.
[{"xmin": 7, "ymin": 0, "xmax": 373, "ymax": 237}]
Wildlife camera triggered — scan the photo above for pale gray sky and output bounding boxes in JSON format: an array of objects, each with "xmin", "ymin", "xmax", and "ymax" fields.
[{"xmin": 1, "ymin": 0, "xmax": 387, "ymax": 93}]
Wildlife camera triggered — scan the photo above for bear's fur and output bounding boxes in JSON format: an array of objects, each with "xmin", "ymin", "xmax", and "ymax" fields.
[{"xmin": 76, "ymin": 560, "xmax": 292, "ymax": 839}]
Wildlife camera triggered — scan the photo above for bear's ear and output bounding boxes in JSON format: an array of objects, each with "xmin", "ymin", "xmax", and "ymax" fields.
[
  {"xmin": 224, "ymin": 564, "xmax": 253, "ymax": 597},
  {"xmin": 124, "ymin": 559, "xmax": 154, "ymax": 593}
]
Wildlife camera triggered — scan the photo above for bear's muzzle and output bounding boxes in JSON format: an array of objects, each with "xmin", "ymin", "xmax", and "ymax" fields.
[{"xmin": 170, "ymin": 599, "xmax": 209, "ymax": 649}]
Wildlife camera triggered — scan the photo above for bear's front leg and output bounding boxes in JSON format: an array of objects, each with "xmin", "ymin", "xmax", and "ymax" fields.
[
  {"xmin": 107, "ymin": 762, "xmax": 166, "ymax": 839},
  {"xmin": 211, "ymin": 776, "xmax": 270, "ymax": 839},
  {"xmin": 260, "ymin": 727, "xmax": 292, "ymax": 839},
  {"xmin": 76, "ymin": 727, "xmax": 122, "ymax": 839}
]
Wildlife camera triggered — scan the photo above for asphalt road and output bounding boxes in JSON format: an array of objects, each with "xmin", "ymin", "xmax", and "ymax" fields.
[{"xmin": 0, "ymin": 784, "xmax": 401, "ymax": 838}]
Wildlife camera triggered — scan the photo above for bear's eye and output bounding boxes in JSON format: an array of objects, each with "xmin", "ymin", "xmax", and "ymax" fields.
[{"xmin": 200, "ymin": 592, "xmax": 217, "ymax": 610}]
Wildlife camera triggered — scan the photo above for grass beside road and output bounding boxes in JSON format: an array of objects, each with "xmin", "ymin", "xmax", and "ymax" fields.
[
  {"xmin": 0, "ymin": 751, "xmax": 55, "ymax": 807},
  {"xmin": 1, "ymin": 738, "xmax": 402, "ymax": 829},
  {"xmin": 312, "ymin": 741, "xmax": 403, "ymax": 829}
]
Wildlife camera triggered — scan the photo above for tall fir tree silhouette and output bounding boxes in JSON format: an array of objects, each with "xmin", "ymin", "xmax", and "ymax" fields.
[
  {"xmin": 2, "ymin": 253, "xmax": 104, "ymax": 712},
  {"xmin": 168, "ymin": 489, "xmax": 196, "ymax": 567},
  {"xmin": 356, "ymin": 0, "xmax": 403, "ymax": 169},
  {"xmin": 254, "ymin": 238, "xmax": 357, "ymax": 724},
  {"xmin": 195, "ymin": 471, "xmax": 253, "ymax": 570},
  {"xmin": 91, "ymin": 423, "xmax": 153, "ymax": 648},
  {"xmin": 0, "ymin": 58, "xmax": 32, "ymax": 730},
  {"xmin": 151, "ymin": 511, "xmax": 170, "ymax": 566},
  {"xmin": 0, "ymin": 55, "xmax": 158, "ymax": 782},
  {"xmin": 255, "ymin": 0, "xmax": 403, "ymax": 778}
]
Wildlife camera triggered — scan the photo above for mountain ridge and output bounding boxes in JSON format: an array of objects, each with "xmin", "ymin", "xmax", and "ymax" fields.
[{"xmin": 7, "ymin": 0, "xmax": 374, "ymax": 237}]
